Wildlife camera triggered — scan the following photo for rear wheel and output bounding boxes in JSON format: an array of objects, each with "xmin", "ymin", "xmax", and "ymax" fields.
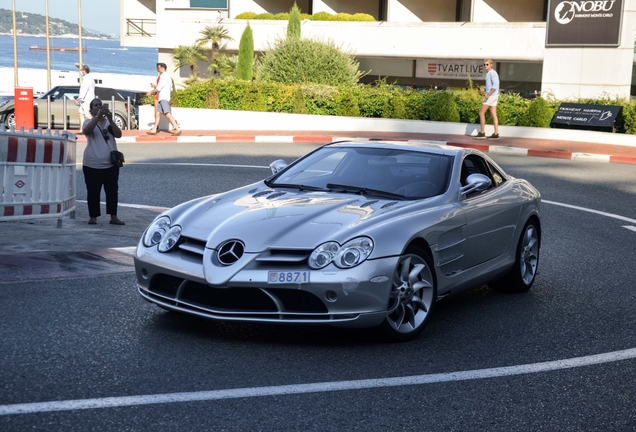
[
  {"xmin": 380, "ymin": 247, "xmax": 437, "ymax": 342},
  {"xmin": 491, "ymin": 220, "xmax": 540, "ymax": 293},
  {"xmin": 113, "ymin": 114, "xmax": 126, "ymax": 130}
]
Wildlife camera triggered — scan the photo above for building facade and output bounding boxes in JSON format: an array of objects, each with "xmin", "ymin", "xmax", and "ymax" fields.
[{"xmin": 121, "ymin": 0, "xmax": 636, "ymax": 99}]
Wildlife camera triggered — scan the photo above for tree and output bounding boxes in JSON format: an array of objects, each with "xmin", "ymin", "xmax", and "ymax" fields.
[
  {"xmin": 237, "ymin": 23, "xmax": 254, "ymax": 81},
  {"xmin": 257, "ymin": 37, "xmax": 364, "ymax": 86},
  {"xmin": 197, "ymin": 25, "xmax": 234, "ymax": 76},
  {"xmin": 171, "ymin": 43, "xmax": 208, "ymax": 79},
  {"xmin": 210, "ymin": 53, "xmax": 239, "ymax": 79},
  {"xmin": 287, "ymin": 3, "xmax": 301, "ymax": 39}
]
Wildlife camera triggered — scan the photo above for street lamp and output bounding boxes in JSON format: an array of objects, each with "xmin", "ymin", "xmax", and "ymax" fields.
[
  {"xmin": 45, "ymin": 0, "xmax": 52, "ymax": 89},
  {"xmin": 11, "ymin": 0, "xmax": 18, "ymax": 86},
  {"xmin": 78, "ymin": 0, "xmax": 83, "ymax": 83}
]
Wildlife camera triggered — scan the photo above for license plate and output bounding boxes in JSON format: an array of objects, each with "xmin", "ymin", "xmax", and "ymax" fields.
[{"xmin": 268, "ymin": 271, "xmax": 310, "ymax": 284}]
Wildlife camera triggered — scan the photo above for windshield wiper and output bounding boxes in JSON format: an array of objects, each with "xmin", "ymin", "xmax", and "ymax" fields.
[
  {"xmin": 326, "ymin": 183, "xmax": 405, "ymax": 200},
  {"xmin": 268, "ymin": 183, "xmax": 331, "ymax": 192}
]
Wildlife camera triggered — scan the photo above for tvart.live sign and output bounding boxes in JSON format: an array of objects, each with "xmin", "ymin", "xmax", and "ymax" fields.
[
  {"xmin": 546, "ymin": 0, "xmax": 624, "ymax": 46},
  {"xmin": 415, "ymin": 60, "xmax": 484, "ymax": 80}
]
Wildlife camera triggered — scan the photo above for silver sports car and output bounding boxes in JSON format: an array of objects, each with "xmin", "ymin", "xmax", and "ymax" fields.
[{"xmin": 134, "ymin": 141, "xmax": 541, "ymax": 341}]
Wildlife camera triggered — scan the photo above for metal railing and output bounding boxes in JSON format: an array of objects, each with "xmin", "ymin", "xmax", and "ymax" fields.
[
  {"xmin": 126, "ymin": 19, "xmax": 157, "ymax": 37},
  {"xmin": 41, "ymin": 97, "xmax": 134, "ymax": 131}
]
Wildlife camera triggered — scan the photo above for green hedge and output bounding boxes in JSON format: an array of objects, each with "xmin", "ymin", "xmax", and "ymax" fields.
[
  {"xmin": 235, "ymin": 11, "xmax": 375, "ymax": 21},
  {"xmin": 169, "ymin": 78, "xmax": 636, "ymax": 134}
]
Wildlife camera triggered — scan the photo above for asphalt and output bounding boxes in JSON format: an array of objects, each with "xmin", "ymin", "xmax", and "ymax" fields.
[{"xmin": 1, "ymin": 126, "xmax": 635, "ymax": 282}]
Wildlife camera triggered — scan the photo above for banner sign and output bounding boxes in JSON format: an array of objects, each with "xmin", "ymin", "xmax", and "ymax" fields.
[
  {"xmin": 551, "ymin": 103, "xmax": 623, "ymax": 130},
  {"xmin": 415, "ymin": 60, "xmax": 485, "ymax": 80},
  {"xmin": 546, "ymin": 0, "xmax": 624, "ymax": 46}
]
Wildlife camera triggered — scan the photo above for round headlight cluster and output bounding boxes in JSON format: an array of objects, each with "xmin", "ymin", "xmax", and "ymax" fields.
[
  {"xmin": 309, "ymin": 237, "xmax": 374, "ymax": 269},
  {"xmin": 143, "ymin": 216, "xmax": 182, "ymax": 252}
]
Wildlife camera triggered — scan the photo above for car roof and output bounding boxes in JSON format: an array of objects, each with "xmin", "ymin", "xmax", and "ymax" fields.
[{"xmin": 326, "ymin": 140, "xmax": 468, "ymax": 157}]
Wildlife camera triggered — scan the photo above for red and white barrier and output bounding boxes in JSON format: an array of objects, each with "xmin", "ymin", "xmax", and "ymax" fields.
[{"xmin": 0, "ymin": 127, "xmax": 76, "ymax": 222}]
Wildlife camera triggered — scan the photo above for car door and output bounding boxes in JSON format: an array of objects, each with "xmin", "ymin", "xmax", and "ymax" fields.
[
  {"xmin": 51, "ymin": 88, "xmax": 79, "ymax": 129},
  {"xmin": 36, "ymin": 87, "xmax": 79, "ymax": 129},
  {"xmin": 457, "ymin": 154, "xmax": 520, "ymax": 270}
]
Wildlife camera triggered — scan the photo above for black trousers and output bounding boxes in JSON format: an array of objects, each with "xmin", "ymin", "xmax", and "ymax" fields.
[{"xmin": 83, "ymin": 165, "xmax": 120, "ymax": 218}]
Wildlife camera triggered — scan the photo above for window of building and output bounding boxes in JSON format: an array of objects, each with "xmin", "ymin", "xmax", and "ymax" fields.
[{"xmin": 189, "ymin": 0, "xmax": 228, "ymax": 9}]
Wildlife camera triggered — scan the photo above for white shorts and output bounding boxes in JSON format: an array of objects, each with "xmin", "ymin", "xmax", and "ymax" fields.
[
  {"xmin": 78, "ymin": 100, "xmax": 92, "ymax": 118},
  {"xmin": 483, "ymin": 94, "xmax": 499, "ymax": 106}
]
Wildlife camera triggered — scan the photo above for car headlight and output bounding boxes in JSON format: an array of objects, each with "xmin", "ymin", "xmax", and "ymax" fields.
[
  {"xmin": 143, "ymin": 216, "xmax": 182, "ymax": 252},
  {"xmin": 309, "ymin": 237, "xmax": 374, "ymax": 269},
  {"xmin": 158, "ymin": 225, "xmax": 182, "ymax": 252},
  {"xmin": 0, "ymin": 98, "xmax": 10, "ymax": 108}
]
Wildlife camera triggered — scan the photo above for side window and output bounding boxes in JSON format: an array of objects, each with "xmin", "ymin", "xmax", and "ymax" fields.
[
  {"xmin": 486, "ymin": 161, "xmax": 506, "ymax": 187},
  {"xmin": 461, "ymin": 155, "xmax": 491, "ymax": 186}
]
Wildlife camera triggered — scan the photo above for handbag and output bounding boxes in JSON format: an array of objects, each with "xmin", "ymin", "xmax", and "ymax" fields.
[{"xmin": 110, "ymin": 150, "xmax": 125, "ymax": 167}]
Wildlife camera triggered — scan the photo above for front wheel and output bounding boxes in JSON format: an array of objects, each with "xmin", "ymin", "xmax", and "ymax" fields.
[
  {"xmin": 5, "ymin": 110, "xmax": 15, "ymax": 129},
  {"xmin": 380, "ymin": 247, "xmax": 437, "ymax": 342},
  {"xmin": 491, "ymin": 220, "xmax": 540, "ymax": 293}
]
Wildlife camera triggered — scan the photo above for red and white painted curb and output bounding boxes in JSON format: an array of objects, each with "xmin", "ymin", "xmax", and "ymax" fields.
[
  {"xmin": 445, "ymin": 141, "xmax": 636, "ymax": 165},
  {"xmin": 85, "ymin": 134, "xmax": 636, "ymax": 165}
]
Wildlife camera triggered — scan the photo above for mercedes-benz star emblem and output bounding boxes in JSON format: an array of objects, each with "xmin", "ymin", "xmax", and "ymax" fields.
[{"xmin": 217, "ymin": 240, "xmax": 245, "ymax": 265}]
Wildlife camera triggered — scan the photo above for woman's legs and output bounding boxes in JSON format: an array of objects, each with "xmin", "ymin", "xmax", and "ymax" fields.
[
  {"xmin": 103, "ymin": 166, "xmax": 120, "ymax": 217},
  {"xmin": 83, "ymin": 166, "xmax": 103, "ymax": 218}
]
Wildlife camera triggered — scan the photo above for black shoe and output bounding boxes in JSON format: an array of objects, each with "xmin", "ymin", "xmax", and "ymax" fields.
[
  {"xmin": 487, "ymin": 133, "xmax": 500, "ymax": 140},
  {"xmin": 474, "ymin": 132, "xmax": 486, "ymax": 139}
]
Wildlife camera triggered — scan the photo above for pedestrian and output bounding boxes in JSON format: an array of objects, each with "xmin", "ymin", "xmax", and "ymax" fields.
[
  {"xmin": 82, "ymin": 98, "xmax": 125, "ymax": 226},
  {"xmin": 147, "ymin": 63, "xmax": 181, "ymax": 135},
  {"xmin": 75, "ymin": 64, "xmax": 95, "ymax": 130},
  {"xmin": 475, "ymin": 59, "xmax": 500, "ymax": 140}
]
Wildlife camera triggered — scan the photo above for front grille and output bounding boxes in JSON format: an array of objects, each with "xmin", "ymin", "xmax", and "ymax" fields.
[
  {"xmin": 178, "ymin": 236, "xmax": 206, "ymax": 256},
  {"xmin": 146, "ymin": 274, "xmax": 330, "ymax": 321}
]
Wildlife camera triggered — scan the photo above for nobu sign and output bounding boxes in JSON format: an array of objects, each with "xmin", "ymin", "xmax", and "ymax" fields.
[{"xmin": 546, "ymin": 0, "xmax": 624, "ymax": 46}]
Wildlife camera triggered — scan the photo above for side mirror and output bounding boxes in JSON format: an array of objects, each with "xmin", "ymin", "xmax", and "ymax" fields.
[
  {"xmin": 460, "ymin": 173, "xmax": 492, "ymax": 197},
  {"xmin": 269, "ymin": 159, "xmax": 288, "ymax": 175}
]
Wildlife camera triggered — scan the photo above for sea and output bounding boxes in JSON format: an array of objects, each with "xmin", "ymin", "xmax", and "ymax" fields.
[{"xmin": 0, "ymin": 35, "xmax": 158, "ymax": 76}]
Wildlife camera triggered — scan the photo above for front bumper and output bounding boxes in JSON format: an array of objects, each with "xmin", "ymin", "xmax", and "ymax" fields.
[{"xmin": 134, "ymin": 243, "xmax": 399, "ymax": 329}]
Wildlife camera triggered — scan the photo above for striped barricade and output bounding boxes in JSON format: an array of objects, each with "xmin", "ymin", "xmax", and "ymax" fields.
[{"xmin": 0, "ymin": 127, "xmax": 76, "ymax": 222}]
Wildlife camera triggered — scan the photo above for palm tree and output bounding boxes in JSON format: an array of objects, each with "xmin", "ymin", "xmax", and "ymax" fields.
[
  {"xmin": 210, "ymin": 53, "xmax": 239, "ymax": 79},
  {"xmin": 171, "ymin": 43, "xmax": 208, "ymax": 79},
  {"xmin": 197, "ymin": 25, "xmax": 234, "ymax": 76}
]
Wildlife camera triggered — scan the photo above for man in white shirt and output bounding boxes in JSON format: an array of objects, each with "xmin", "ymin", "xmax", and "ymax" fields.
[
  {"xmin": 76, "ymin": 65, "xmax": 95, "ymax": 129},
  {"xmin": 147, "ymin": 63, "xmax": 181, "ymax": 135}
]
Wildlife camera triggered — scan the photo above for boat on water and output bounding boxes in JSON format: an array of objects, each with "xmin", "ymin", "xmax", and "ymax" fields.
[{"xmin": 29, "ymin": 46, "xmax": 87, "ymax": 53}]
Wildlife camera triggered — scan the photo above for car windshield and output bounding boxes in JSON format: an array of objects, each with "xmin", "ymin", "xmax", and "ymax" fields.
[{"xmin": 269, "ymin": 146, "xmax": 453, "ymax": 200}]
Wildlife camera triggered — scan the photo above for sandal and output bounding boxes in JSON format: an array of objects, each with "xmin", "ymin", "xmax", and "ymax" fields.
[
  {"xmin": 109, "ymin": 217, "xmax": 125, "ymax": 225},
  {"xmin": 147, "ymin": 130, "xmax": 157, "ymax": 135},
  {"xmin": 172, "ymin": 130, "xmax": 182, "ymax": 136},
  {"xmin": 88, "ymin": 217, "xmax": 97, "ymax": 225}
]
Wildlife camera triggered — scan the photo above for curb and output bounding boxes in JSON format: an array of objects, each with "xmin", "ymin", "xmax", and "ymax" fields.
[{"xmin": 77, "ymin": 134, "xmax": 636, "ymax": 165}]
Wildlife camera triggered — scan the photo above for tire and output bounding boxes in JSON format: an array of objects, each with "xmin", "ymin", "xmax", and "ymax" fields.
[
  {"xmin": 380, "ymin": 246, "xmax": 437, "ymax": 342},
  {"xmin": 113, "ymin": 114, "xmax": 126, "ymax": 130},
  {"xmin": 5, "ymin": 110, "xmax": 15, "ymax": 129},
  {"xmin": 491, "ymin": 220, "xmax": 540, "ymax": 293}
]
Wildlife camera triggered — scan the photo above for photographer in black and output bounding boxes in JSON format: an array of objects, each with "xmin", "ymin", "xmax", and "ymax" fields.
[{"xmin": 82, "ymin": 98, "xmax": 125, "ymax": 225}]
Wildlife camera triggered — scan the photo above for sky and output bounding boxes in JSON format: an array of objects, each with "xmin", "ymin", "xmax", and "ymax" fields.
[{"xmin": 0, "ymin": 0, "xmax": 120, "ymax": 35}]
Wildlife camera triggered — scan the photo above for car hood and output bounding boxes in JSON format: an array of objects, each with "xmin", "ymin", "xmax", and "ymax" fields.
[{"xmin": 173, "ymin": 184, "xmax": 415, "ymax": 252}]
